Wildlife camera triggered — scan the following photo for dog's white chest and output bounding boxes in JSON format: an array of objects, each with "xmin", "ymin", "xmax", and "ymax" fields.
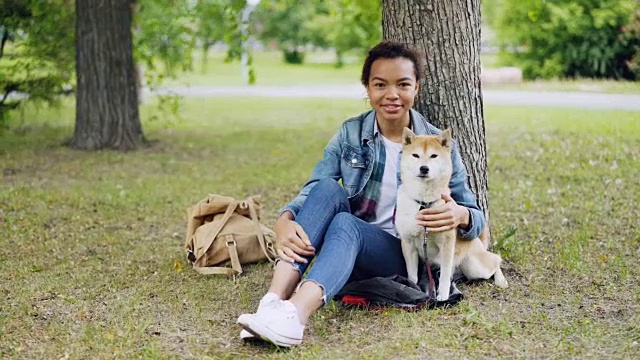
[
  {"xmin": 395, "ymin": 188, "xmax": 449, "ymax": 260},
  {"xmin": 395, "ymin": 193, "xmax": 422, "ymax": 239}
]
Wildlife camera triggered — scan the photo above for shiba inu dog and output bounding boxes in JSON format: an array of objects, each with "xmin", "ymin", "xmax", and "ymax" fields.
[{"xmin": 395, "ymin": 128, "xmax": 508, "ymax": 301}]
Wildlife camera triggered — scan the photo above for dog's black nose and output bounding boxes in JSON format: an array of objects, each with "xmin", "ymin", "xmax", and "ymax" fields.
[{"xmin": 419, "ymin": 166, "xmax": 429, "ymax": 174}]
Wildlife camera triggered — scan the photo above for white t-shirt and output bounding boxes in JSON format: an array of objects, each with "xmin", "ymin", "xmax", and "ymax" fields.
[{"xmin": 370, "ymin": 134, "xmax": 403, "ymax": 236}]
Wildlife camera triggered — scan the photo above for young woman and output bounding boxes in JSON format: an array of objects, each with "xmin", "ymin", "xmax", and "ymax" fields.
[{"xmin": 237, "ymin": 41, "xmax": 485, "ymax": 347}]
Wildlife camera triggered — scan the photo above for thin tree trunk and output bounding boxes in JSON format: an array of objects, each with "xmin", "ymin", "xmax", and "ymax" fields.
[
  {"xmin": 72, "ymin": 0, "xmax": 144, "ymax": 151},
  {"xmin": 202, "ymin": 42, "xmax": 211, "ymax": 73},
  {"xmin": 382, "ymin": 0, "xmax": 489, "ymax": 224}
]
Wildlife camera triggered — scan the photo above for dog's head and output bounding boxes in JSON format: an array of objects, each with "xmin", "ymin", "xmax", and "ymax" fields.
[{"xmin": 400, "ymin": 127, "xmax": 453, "ymax": 182}]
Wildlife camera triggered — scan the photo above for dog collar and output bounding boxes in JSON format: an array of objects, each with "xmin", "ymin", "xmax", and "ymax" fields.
[{"xmin": 414, "ymin": 199, "xmax": 437, "ymax": 210}]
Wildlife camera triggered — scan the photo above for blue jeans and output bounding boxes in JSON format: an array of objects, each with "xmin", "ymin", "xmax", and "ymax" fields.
[{"xmin": 287, "ymin": 178, "xmax": 408, "ymax": 303}]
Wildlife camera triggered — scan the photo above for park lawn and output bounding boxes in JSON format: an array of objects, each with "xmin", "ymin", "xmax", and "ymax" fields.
[
  {"xmin": 164, "ymin": 50, "xmax": 364, "ymax": 87},
  {"xmin": 494, "ymin": 78, "xmax": 640, "ymax": 94},
  {"xmin": 162, "ymin": 50, "xmax": 640, "ymax": 94},
  {"xmin": 1, "ymin": 98, "xmax": 639, "ymax": 359}
]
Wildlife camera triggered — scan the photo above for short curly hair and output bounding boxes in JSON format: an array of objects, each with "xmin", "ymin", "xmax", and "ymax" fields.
[{"xmin": 361, "ymin": 41, "xmax": 423, "ymax": 86}]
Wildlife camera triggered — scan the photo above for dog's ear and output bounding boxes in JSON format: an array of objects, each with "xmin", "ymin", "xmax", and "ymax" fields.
[
  {"xmin": 439, "ymin": 129, "xmax": 452, "ymax": 148},
  {"xmin": 402, "ymin": 127, "xmax": 415, "ymax": 146}
]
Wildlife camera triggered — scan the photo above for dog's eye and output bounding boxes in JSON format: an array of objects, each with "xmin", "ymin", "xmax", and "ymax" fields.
[
  {"xmin": 430, "ymin": 154, "xmax": 438, "ymax": 158},
  {"xmin": 412, "ymin": 154, "xmax": 419, "ymax": 158}
]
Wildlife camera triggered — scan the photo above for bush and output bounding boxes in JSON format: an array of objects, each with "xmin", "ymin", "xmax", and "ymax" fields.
[
  {"xmin": 624, "ymin": 4, "xmax": 640, "ymax": 77},
  {"xmin": 283, "ymin": 49, "xmax": 305, "ymax": 64},
  {"xmin": 492, "ymin": 0, "xmax": 640, "ymax": 80}
]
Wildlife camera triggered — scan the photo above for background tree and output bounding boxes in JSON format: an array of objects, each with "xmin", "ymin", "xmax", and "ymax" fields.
[
  {"xmin": 253, "ymin": 0, "xmax": 321, "ymax": 64},
  {"xmin": 490, "ymin": 0, "xmax": 640, "ymax": 80},
  {"xmin": 382, "ymin": 0, "xmax": 490, "ymax": 221},
  {"xmin": 0, "ymin": 0, "xmax": 75, "ymax": 125},
  {"xmin": 626, "ymin": 3, "xmax": 640, "ymax": 78},
  {"xmin": 1, "ymin": 0, "xmax": 249, "ymax": 142},
  {"xmin": 254, "ymin": 0, "xmax": 382, "ymax": 66},
  {"xmin": 307, "ymin": 0, "xmax": 381, "ymax": 67},
  {"xmin": 72, "ymin": 0, "xmax": 143, "ymax": 150},
  {"xmin": 193, "ymin": 0, "xmax": 232, "ymax": 72},
  {"xmin": 134, "ymin": 0, "xmax": 196, "ymax": 82}
]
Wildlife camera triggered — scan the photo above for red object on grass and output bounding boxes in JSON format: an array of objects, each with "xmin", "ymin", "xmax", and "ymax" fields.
[{"xmin": 341, "ymin": 295, "xmax": 370, "ymax": 307}]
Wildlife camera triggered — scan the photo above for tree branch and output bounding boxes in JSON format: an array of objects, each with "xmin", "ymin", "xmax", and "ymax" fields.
[
  {"xmin": 0, "ymin": 82, "xmax": 19, "ymax": 107},
  {"xmin": 0, "ymin": 29, "xmax": 9, "ymax": 60}
]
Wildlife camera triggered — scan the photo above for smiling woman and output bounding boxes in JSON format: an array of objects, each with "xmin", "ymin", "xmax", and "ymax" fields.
[
  {"xmin": 236, "ymin": 41, "xmax": 485, "ymax": 347},
  {"xmin": 2, "ymin": 89, "xmax": 637, "ymax": 357},
  {"xmin": 365, "ymin": 57, "xmax": 419, "ymax": 143}
]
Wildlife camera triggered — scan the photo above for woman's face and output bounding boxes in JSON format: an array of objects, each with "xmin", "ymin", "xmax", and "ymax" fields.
[{"xmin": 366, "ymin": 57, "xmax": 419, "ymax": 126}]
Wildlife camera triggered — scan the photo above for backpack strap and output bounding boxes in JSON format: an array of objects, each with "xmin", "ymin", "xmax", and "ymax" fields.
[
  {"xmin": 192, "ymin": 234, "xmax": 243, "ymax": 276},
  {"xmin": 191, "ymin": 200, "xmax": 238, "ymax": 266},
  {"xmin": 247, "ymin": 197, "xmax": 275, "ymax": 263}
]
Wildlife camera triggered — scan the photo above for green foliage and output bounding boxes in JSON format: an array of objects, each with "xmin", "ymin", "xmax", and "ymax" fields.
[
  {"xmin": 130, "ymin": 1, "xmax": 257, "ymax": 103},
  {"xmin": 625, "ymin": 5, "xmax": 640, "ymax": 77},
  {"xmin": 0, "ymin": 0, "xmax": 253, "ymax": 125},
  {"xmin": 492, "ymin": 0, "xmax": 640, "ymax": 80},
  {"xmin": 193, "ymin": 0, "xmax": 231, "ymax": 72},
  {"xmin": 308, "ymin": 0, "xmax": 381, "ymax": 67},
  {"xmin": 0, "ymin": 0, "xmax": 75, "ymax": 126},
  {"xmin": 134, "ymin": 0, "xmax": 197, "ymax": 86},
  {"xmin": 226, "ymin": 1, "xmax": 254, "ymax": 63},
  {"xmin": 254, "ymin": 0, "xmax": 381, "ymax": 66},
  {"xmin": 194, "ymin": 0, "xmax": 247, "ymax": 68},
  {"xmin": 193, "ymin": 0, "xmax": 229, "ymax": 49},
  {"xmin": 254, "ymin": 0, "xmax": 320, "ymax": 63}
]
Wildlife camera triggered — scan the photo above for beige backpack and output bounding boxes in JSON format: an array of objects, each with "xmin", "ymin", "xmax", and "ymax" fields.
[{"xmin": 185, "ymin": 194, "xmax": 277, "ymax": 276}]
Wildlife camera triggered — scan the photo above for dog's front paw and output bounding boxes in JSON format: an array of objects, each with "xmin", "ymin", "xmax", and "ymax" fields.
[
  {"xmin": 494, "ymin": 276, "xmax": 509, "ymax": 288},
  {"xmin": 493, "ymin": 269, "xmax": 509, "ymax": 288},
  {"xmin": 436, "ymin": 289, "xmax": 450, "ymax": 302}
]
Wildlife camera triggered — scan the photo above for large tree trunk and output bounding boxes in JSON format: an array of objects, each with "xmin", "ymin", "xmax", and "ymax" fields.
[
  {"xmin": 72, "ymin": 0, "xmax": 144, "ymax": 151},
  {"xmin": 382, "ymin": 0, "xmax": 489, "ymax": 222}
]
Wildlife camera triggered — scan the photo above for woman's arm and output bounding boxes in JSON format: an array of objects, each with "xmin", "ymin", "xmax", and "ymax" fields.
[
  {"xmin": 415, "ymin": 140, "xmax": 485, "ymax": 239},
  {"xmin": 447, "ymin": 141, "xmax": 485, "ymax": 239},
  {"xmin": 274, "ymin": 129, "xmax": 345, "ymax": 262}
]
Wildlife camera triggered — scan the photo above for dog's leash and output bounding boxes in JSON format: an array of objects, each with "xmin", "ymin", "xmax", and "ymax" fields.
[{"xmin": 415, "ymin": 199, "xmax": 437, "ymax": 300}]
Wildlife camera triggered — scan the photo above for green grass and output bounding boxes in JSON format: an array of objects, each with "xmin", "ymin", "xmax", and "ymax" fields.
[
  {"xmin": 164, "ymin": 50, "xmax": 364, "ymax": 87},
  {"xmin": 163, "ymin": 50, "xmax": 640, "ymax": 94},
  {"xmin": 1, "ymin": 99, "xmax": 640, "ymax": 359},
  {"xmin": 493, "ymin": 78, "xmax": 640, "ymax": 94}
]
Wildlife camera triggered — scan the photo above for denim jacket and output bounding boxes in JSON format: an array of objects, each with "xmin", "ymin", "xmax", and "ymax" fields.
[{"xmin": 281, "ymin": 109, "xmax": 485, "ymax": 240}]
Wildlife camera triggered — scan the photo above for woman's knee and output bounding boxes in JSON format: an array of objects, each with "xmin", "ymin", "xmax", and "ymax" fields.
[
  {"xmin": 325, "ymin": 212, "xmax": 363, "ymax": 248},
  {"xmin": 309, "ymin": 178, "xmax": 349, "ymax": 202}
]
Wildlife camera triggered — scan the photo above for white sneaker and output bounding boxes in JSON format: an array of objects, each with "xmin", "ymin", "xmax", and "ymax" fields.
[
  {"xmin": 237, "ymin": 300, "xmax": 305, "ymax": 347},
  {"xmin": 239, "ymin": 293, "xmax": 282, "ymax": 341},
  {"xmin": 240, "ymin": 329, "xmax": 255, "ymax": 340}
]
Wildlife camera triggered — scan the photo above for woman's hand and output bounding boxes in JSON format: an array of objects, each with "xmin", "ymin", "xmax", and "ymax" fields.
[
  {"xmin": 416, "ymin": 193, "xmax": 470, "ymax": 232},
  {"xmin": 274, "ymin": 213, "xmax": 315, "ymax": 264}
]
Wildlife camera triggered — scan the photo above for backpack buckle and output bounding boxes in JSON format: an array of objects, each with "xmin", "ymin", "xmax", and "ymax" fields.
[
  {"xmin": 187, "ymin": 250, "xmax": 196, "ymax": 263},
  {"xmin": 226, "ymin": 240, "xmax": 236, "ymax": 248}
]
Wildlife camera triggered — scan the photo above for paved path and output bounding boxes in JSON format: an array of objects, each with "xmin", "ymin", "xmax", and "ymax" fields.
[{"xmin": 154, "ymin": 85, "xmax": 640, "ymax": 111}]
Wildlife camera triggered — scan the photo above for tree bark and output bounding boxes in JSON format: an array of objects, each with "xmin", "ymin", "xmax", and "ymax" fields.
[
  {"xmin": 382, "ymin": 0, "xmax": 489, "ymax": 223},
  {"xmin": 72, "ymin": 0, "xmax": 144, "ymax": 151}
]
